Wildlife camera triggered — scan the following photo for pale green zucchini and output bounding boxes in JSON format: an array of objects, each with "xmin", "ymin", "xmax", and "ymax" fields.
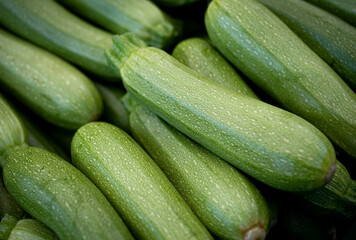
[
  {"xmin": 172, "ymin": 37, "xmax": 258, "ymax": 98},
  {"xmin": 71, "ymin": 122, "xmax": 213, "ymax": 240},
  {"xmin": 0, "ymin": 29, "xmax": 102, "ymax": 130},
  {"xmin": 8, "ymin": 219, "xmax": 58, "ymax": 240},
  {"xmin": 0, "ymin": 0, "xmax": 118, "ymax": 80},
  {"xmin": 130, "ymin": 105, "xmax": 270, "ymax": 240},
  {"xmin": 57, "ymin": 0, "xmax": 182, "ymax": 49},
  {"xmin": 3, "ymin": 147, "xmax": 133, "ymax": 240},
  {"xmin": 259, "ymin": 0, "xmax": 356, "ymax": 91},
  {"xmin": 205, "ymin": 0, "xmax": 356, "ymax": 157},
  {"xmin": 0, "ymin": 214, "xmax": 18, "ymax": 240},
  {"xmin": 152, "ymin": 0, "xmax": 201, "ymax": 7},
  {"xmin": 0, "ymin": 93, "xmax": 28, "ymax": 167},
  {"xmin": 120, "ymin": 92, "xmax": 142, "ymax": 115},
  {"xmin": 106, "ymin": 33, "xmax": 336, "ymax": 192},
  {"xmin": 304, "ymin": 0, "xmax": 356, "ymax": 27},
  {"xmin": 0, "ymin": 172, "xmax": 23, "ymax": 220}
]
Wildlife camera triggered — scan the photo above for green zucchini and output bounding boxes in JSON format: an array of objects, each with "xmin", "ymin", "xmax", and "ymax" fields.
[
  {"xmin": 0, "ymin": 93, "xmax": 28, "ymax": 167},
  {"xmin": 130, "ymin": 105, "xmax": 269, "ymax": 240},
  {"xmin": 205, "ymin": 0, "xmax": 356, "ymax": 157},
  {"xmin": 0, "ymin": 214, "xmax": 18, "ymax": 240},
  {"xmin": 8, "ymin": 219, "xmax": 58, "ymax": 240},
  {"xmin": 71, "ymin": 122, "xmax": 213, "ymax": 240},
  {"xmin": 0, "ymin": 172, "xmax": 23, "ymax": 219},
  {"xmin": 106, "ymin": 32, "xmax": 336, "ymax": 192},
  {"xmin": 3, "ymin": 147, "xmax": 133, "ymax": 240},
  {"xmin": 120, "ymin": 92, "xmax": 142, "ymax": 114},
  {"xmin": 0, "ymin": 0, "xmax": 118, "ymax": 80},
  {"xmin": 304, "ymin": 0, "xmax": 356, "ymax": 27},
  {"xmin": 152, "ymin": 0, "xmax": 201, "ymax": 7},
  {"xmin": 172, "ymin": 37, "xmax": 258, "ymax": 98},
  {"xmin": 94, "ymin": 82, "xmax": 130, "ymax": 133},
  {"xmin": 259, "ymin": 0, "xmax": 356, "ymax": 91},
  {"xmin": 0, "ymin": 29, "xmax": 103, "ymax": 130},
  {"xmin": 302, "ymin": 160, "xmax": 356, "ymax": 219},
  {"xmin": 57, "ymin": 0, "xmax": 182, "ymax": 49}
]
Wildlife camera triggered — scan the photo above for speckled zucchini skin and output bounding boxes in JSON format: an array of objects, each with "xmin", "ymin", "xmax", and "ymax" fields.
[
  {"xmin": 0, "ymin": 94, "xmax": 28, "ymax": 167},
  {"xmin": 0, "ymin": 0, "xmax": 118, "ymax": 80},
  {"xmin": 0, "ymin": 29, "xmax": 103, "ymax": 130},
  {"xmin": 130, "ymin": 105, "xmax": 270, "ymax": 240},
  {"xmin": 8, "ymin": 219, "xmax": 58, "ymax": 240},
  {"xmin": 0, "ymin": 214, "xmax": 18, "ymax": 240},
  {"xmin": 205, "ymin": 0, "xmax": 356, "ymax": 157},
  {"xmin": 259, "ymin": 0, "xmax": 356, "ymax": 91},
  {"xmin": 71, "ymin": 122, "xmax": 213, "ymax": 240},
  {"xmin": 152, "ymin": 0, "xmax": 201, "ymax": 7},
  {"xmin": 0, "ymin": 172, "xmax": 23, "ymax": 219},
  {"xmin": 106, "ymin": 33, "xmax": 336, "ymax": 192},
  {"xmin": 58, "ymin": 0, "xmax": 181, "ymax": 49},
  {"xmin": 172, "ymin": 37, "xmax": 258, "ymax": 98},
  {"xmin": 305, "ymin": 0, "xmax": 356, "ymax": 27},
  {"xmin": 3, "ymin": 147, "xmax": 133, "ymax": 240}
]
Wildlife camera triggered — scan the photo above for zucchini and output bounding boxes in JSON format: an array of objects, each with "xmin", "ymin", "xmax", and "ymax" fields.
[
  {"xmin": 71, "ymin": 122, "xmax": 213, "ymax": 240},
  {"xmin": 172, "ymin": 37, "xmax": 258, "ymax": 98},
  {"xmin": 57, "ymin": 0, "xmax": 182, "ymax": 49},
  {"xmin": 304, "ymin": 0, "xmax": 356, "ymax": 27},
  {"xmin": 8, "ymin": 219, "xmax": 58, "ymax": 240},
  {"xmin": 0, "ymin": 93, "xmax": 28, "ymax": 167},
  {"xmin": 152, "ymin": 0, "xmax": 201, "ymax": 7},
  {"xmin": 0, "ymin": 214, "xmax": 18, "ymax": 240},
  {"xmin": 258, "ymin": 0, "xmax": 356, "ymax": 91},
  {"xmin": 0, "ymin": 0, "xmax": 118, "ymax": 80},
  {"xmin": 106, "ymin": 32, "xmax": 336, "ymax": 192},
  {"xmin": 130, "ymin": 104, "xmax": 270, "ymax": 240},
  {"xmin": 121, "ymin": 92, "xmax": 141, "ymax": 114},
  {"xmin": 3, "ymin": 147, "xmax": 133, "ymax": 240},
  {"xmin": 205, "ymin": 0, "xmax": 356, "ymax": 157},
  {"xmin": 302, "ymin": 160, "xmax": 356, "ymax": 219},
  {"xmin": 0, "ymin": 172, "xmax": 23, "ymax": 219},
  {"xmin": 94, "ymin": 82, "xmax": 130, "ymax": 133},
  {"xmin": 0, "ymin": 29, "xmax": 103, "ymax": 130}
]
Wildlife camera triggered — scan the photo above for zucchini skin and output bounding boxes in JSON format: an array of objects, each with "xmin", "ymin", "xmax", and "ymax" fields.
[
  {"xmin": 0, "ymin": 93, "xmax": 28, "ymax": 167},
  {"xmin": 152, "ymin": 0, "xmax": 201, "ymax": 7},
  {"xmin": 0, "ymin": 214, "xmax": 18, "ymax": 240},
  {"xmin": 0, "ymin": 29, "xmax": 103, "ymax": 130},
  {"xmin": 8, "ymin": 219, "xmax": 58, "ymax": 240},
  {"xmin": 205, "ymin": 0, "xmax": 356, "ymax": 157},
  {"xmin": 0, "ymin": 0, "xmax": 117, "ymax": 80},
  {"xmin": 130, "ymin": 105, "xmax": 270, "ymax": 240},
  {"xmin": 305, "ymin": 0, "xmax": 356, "ymax": 27},
  {"xmin": 71, "ymin": 122, "xmax": 213, "ymax": 240},
  {"xmin": 259, "ymin": 0, "xmax": 356, "ymax": 91},
  {"xmin": 107, "ymin": 33, "xmax": 336, "ymax": 192},
  {"xmin": 57, "ymin": 0, "xmax": 182, "ymax": 49},
  {"xmin": 0, "ymin": 172, "xmax": 24, "ymax": 220},
  {"xmin": 172, "ymin": 37, "xmax": 258, "ymax": 98},
  {"xmin": 3, "ymin": 147, "xmax": 133, "ymax": 240}
]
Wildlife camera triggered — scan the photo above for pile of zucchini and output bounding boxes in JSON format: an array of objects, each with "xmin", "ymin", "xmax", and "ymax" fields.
[{"xmin": 0, "ymin": 0, "xmax": 355, "ymax": 239}]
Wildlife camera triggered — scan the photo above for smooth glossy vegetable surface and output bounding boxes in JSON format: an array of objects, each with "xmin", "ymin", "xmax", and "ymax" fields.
[
  {"xmin": 106, "ymin": 33, "xmax": 336, "ymax": 192},
  {"xmin": 0, "ymin": 29, "xmax": 103, "ymax": 130},
  {"xmin": 3, "ymin": 147, "xmax": 133, "ymax": 240},
  {"xmin": 0, "ymin": 0, "xmax": 118, "ymax": 79},
  {"xmin": 205, "ymin": 0, "xmax": 356, "ymax": 157},
  {"xmin": 8, "ymin": 219, "xmax": 58, "ymax": 240},
  {"xmin": 71, "ymin": 122, "xmax": 213, "ymax": 240}
]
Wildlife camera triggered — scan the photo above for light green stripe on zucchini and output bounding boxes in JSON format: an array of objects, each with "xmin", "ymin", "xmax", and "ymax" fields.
[
  {"xmin": 0, "ymin": 29, "xmax": 103, "ymax": 130},
  {"xmin": 106, "ymin": 33, "xmax": 336, "ymax": 192},
  {"xmin": 172, "ymin": 37, "xmax": 258, "ymax": 98},
  {"xmin": 130, "ymin": 104, "xmax": 269, "ymax": 240},
  {"xmin": 259, "ymin": 0, "xmax": 356, "ymax": 91},
  {"xmin": 71, "ymin": 122, "xmax": 213, "ymax": 240},
  {"xmin": 0, "ymin": 0, "xmax": 118, "ymax": 80},
  {"xmin": 57, "ymin": 0, "xmax": 182, "ymax": 49},
  {"xmin": 205, "ymin": 0, "xmax": 356, "ymax": 157},
  {"xmin": 3, "ymin": 147, "xmax": 133, "ymax": 240},
  {"xmin": 8, "ymin": 219, "xmax": 58, "ymax": 240}
]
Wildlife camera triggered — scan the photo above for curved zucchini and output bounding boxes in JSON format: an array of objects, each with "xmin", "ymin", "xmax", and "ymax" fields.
[
  {"xmin": 305, "ymin": 0, "xmax": 356, "ymax": 27},
  {"xmin": 8, "ymin": 219, "xmax": 58, "ymax": 240},
  {"xmin": 0, "ymin": 172, "xmax": 23, "ymax": 220},
  {"xmin": 130, "ymin": 105, "xmax": 270, "ymax": 240},
  {"xmin": 152, "ymin": 0, "xmax": 201, "ymax": 7},
  {"xmin": 3, "ymin": 147, "xmax": 133, "ymax": 240},
  {"xmin": 0, "ymin": 93, "xmax": 28, "ymax": 167},
  {"xmin": 0, "ymin": 214, "xmax": 18, "ymax": 240},
  {"xmin": 205, "ymin": 0, "xmax": 356, "ymax": 157},
  {"xmin": 57, "ymin": 0, "xmax": 182, "ymax": 49},
  {"xmin": 0, "ymin": 0, "xmax": 118, "ymax": 80},
  {"xmin": 0, "ymin": 29, "xmax": 103, "ymax": 130},
  {"xmin": 71, "ymin": 122, "xmax": 213, "ymax": 240},
  {"xmin": 259, "ymin": 0, "xmax": 356, "ymax": 91},
  {"xmin": 106, "ymin": 33, "xmax": 336, "ymax": 192},
  {"xmin": 172, "ymin": 37, "xmax": 258, "ymax": 98}
]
